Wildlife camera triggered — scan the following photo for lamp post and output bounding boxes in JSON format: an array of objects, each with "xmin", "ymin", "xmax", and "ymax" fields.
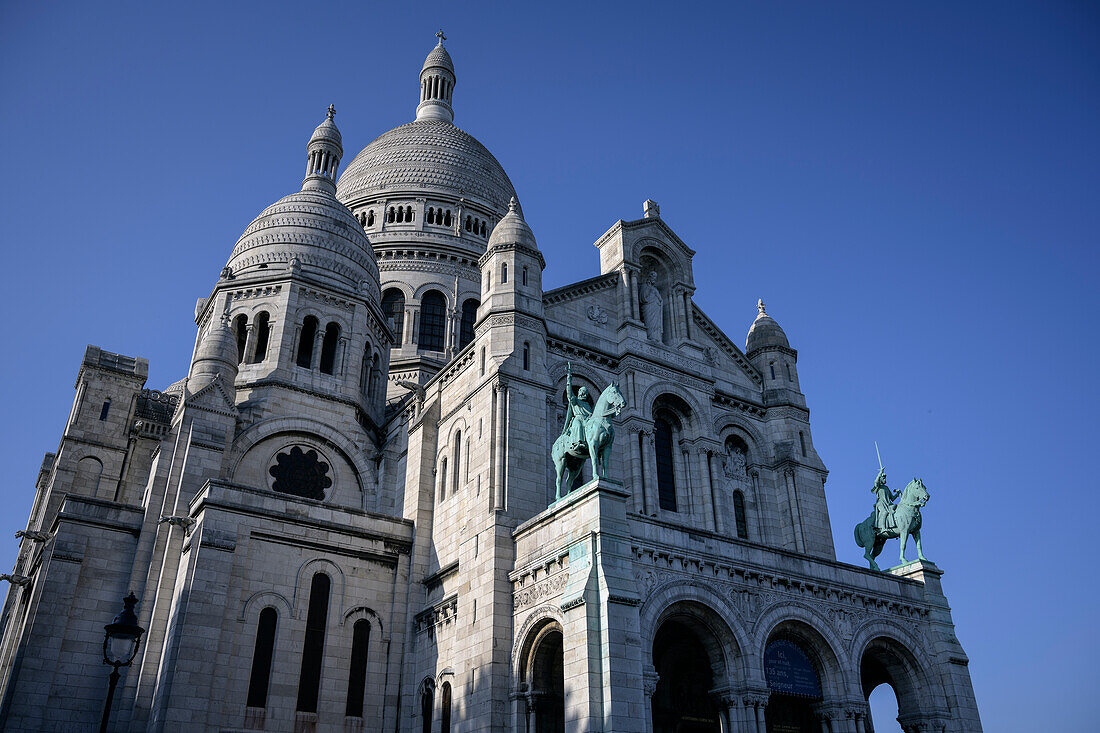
[{"xmin": 100, "ymin": 592, "xmax": 145, "ymax": 733}]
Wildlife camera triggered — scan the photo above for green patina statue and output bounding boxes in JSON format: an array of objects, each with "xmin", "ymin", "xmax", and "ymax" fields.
[
  {"xmin": 551, "ymin": 363, "xmax": 626, "ymax": 501},
  {"xmin": 854, "ymin": 468, "xmax": 932, "ymax": 571}
]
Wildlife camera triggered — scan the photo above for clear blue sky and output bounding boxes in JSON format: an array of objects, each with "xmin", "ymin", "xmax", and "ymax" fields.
[{"xmin": 1, "ymin": 2, "xmax": 1097, "ymax": 730}]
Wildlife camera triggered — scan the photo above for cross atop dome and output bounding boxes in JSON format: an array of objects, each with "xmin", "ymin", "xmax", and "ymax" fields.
[
  {"xmin": 758, "ymin": 298, "xmax": 767, "ymax": 315},
  {"xmin": 436, "ymin": 29, "xmax": 446, "ymax": 45},
  {"xmin": 326, "ymin": 104, "xmax": 335, "ymax": 120},
  {"xmin": 418, "ymin": 32, "xmax": 456, "ymax": 122}
]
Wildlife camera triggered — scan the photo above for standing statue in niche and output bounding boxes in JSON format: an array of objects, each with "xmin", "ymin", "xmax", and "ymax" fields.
[
  {"xmin": 639, "ymin": 271, "xmax": 664, "ymax": 342},
  {"xmin": 853, "ymin": 466, "xmax": 932, "ymax": 571},
  {"xmin": 551, "ymin": 363, "xmax": 626, "ymax": 501},
  {"xmin": 722, "ymin": 444, "xmax": 747, "ymax": 479}
]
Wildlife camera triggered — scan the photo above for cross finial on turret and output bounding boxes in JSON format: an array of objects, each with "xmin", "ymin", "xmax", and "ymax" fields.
[
  {"xmin": 757, "ymin": 299, "xmax": 766, "ymax": 315},
  {"xmin": 436, "ymin": 29, "xmax": 446, "ymax": 45},
  {"xmin": 326, "ymin": 104, "xmax": 335, "ymax": 120},
  {"xmin": 508, "ymin": 196, "xmax": 518, "ymax": 214}
]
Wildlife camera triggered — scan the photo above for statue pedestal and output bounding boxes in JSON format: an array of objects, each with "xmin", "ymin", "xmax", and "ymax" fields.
[{"xmin": 887, "ymin": 559, "xmax": 941, "ymax": 583}]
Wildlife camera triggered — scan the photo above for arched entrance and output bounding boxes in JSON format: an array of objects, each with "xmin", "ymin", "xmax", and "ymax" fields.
[
  {"xmin": 763, "ymin": 625, "xmax": 832, "ymax": 733},
  {"xmin": 652, "ymin": 620, "xmax": 722, "ymax": 733},
  {"xmin": 860, "ymin": 637, "xmax": 928, "ymax": 732},
  {"xmin": 526, "ymin": 624, "xmax": 564, "ymax": 733}
]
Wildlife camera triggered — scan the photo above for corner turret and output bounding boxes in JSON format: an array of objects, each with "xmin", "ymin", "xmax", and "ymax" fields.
[
  {"xmin": 416, "ymin": 31, "xmax": 456, "ymax": 123},
  {"xmin": 302, "ymin": 105, "xmax": 342, "ymax": 194}
]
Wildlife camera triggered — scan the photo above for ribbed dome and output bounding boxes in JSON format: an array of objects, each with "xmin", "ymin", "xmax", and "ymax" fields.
[
  {"xmin": 336, "ymin": 119, "xmax": 518, "ymax": 218},
  {"xmin": 310, "ymin": 112, "xmax": 342, "ymax": 148},
  {"xmin": 746, "ymin": 300, "xmax": 790, "ymax": 353},
  {"xmin": 422, "ymin": 43, "xmax": 454, "ymax": 73},
  {"xmin": 227, "ymin": 189, "xmax": 380, "ymax": 298},
  {"xmin": 488, "ymin": 198, "xmax": 536, "ymax": 250}
]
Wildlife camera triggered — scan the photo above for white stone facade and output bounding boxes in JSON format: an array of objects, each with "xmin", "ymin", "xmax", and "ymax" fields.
[{"xmin": 0, "ymin": 38, "xmax": 980, "ymax": 733}]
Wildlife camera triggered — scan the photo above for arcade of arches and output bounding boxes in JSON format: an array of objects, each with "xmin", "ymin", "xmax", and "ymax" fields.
[{"xmin": 517, "ymin": 601, "xmax": 942, "ymax": 733}]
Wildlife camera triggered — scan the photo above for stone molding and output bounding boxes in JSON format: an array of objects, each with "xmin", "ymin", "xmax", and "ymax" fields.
[{"xmin": 542, "ymin": 273, "xmax": 618, "ymax": 305}]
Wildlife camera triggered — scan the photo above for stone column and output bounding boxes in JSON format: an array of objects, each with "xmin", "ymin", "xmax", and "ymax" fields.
[
  {"xmin": 675, "ymin": 440, "xmax": 693, "ymax": 517},
  {"xmin": 699, "ymin": 449, "xmax": 718, "ymax": 531},
  {"xmin": 683, "ymin": 291, "xmax": 693, "ymax": 340},
  {"xmin": 750, "ymin": 470, "xmax": 765, "ymax": 542},
  {"xmin": 242, "ymin": 323, "xmax": 257, "ymax": 364},
  {"xmin": 310, "ymin": 326, "xmax": 324, "ymax": 370},
  {"xmin": 642, "ymin": 667, "xmax": 659, "ymax": 732},
  {"xmin": 629, "ymin": 428, "xmax": 645, "ymax": 514},
  {"xmin": 642, "ymin": 429, "xmax": 659, "ymax": 515},
  {"xmin": 338, "ymin": 336, "xmax": 349, "ymax": 376},
  {"xmin": 493, "ymin": 382, "xmax": 508, "ymax": 511}
]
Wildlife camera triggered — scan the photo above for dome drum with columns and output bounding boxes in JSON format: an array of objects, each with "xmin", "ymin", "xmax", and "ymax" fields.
[{"xmin": 0, "ymin": 34, "xmax": 981, "ymax": 733}]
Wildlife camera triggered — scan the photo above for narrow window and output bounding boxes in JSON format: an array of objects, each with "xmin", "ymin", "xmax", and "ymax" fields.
[
  {"xmin": 406, "ymin": 205, "xmax": 413, "ymax": 222},
  {"xmin": 296, "ymin": 573, "xmax": 330, "ymax": 713},
  {"xmin": 361, "ymin": 344, "xmax": 372, "ymax": 397},
  {"xmin": 296, "ymin": 316, "xmax": 319, "ymax": 368},
  {"xmin": 522, "ymin": 266, "xmax": 528, "ymax": 286},
  {"xmin": 480, "ymin": 347, "xmax": 486, "ymax": 376},
  {"xmin": 253, "ymin": 312, "xmax": 270, "ymax": 363},
  {"xmin": 440, "ymin": 681, "xmax": 452, "ymax": 733},
  {"xmin": 439, "ymin": 457, "xmax": 448, "ymax": 502},
  {"xmin": 99, "ymin": 398, "xmax": 111, "ymax": 421},
  {"xmin": 654, "ymin": 416, "xmax": 678, "ymax": 512},
  {"xmin": 799, "ymin": 431, "xmax": 807, "ymax": 457},
  {"xmin": 459, "ymin": 298, "xmax": 479, "ymax": 350},
  {"xmin": 397, "ymin": 206, "xmax": 404, "ymax": 223},
  {"xmin": 480, "ymin": 221, "xmax": 487, "ymax": 237},
  {"xmin": 523, "ymin": 342, "xmax": 530, "ymax": 371},
  {"xmin": 421, "ymin": 685, "xmax": 434, "ymax": 733},
  {"xmin": 452, "ymin": 432, "xmax": 462, "ymax": 496},
  {"xmin": 234, "ymin": 314, "xmax": 248, "ymax": 364},
  {"xmin": 785, "ymin": 363, "xmax": 793, "ymax": 382},
  {"xmin": 769, "ymin": 362, "xmax": 776, "ymax": 380},
  {"xmin": 733, "ymin": 491, "xmax": 749, "ymax": 540},
  {"xmin": 501, "ymin": 263, "xmax": 508, "ymax": 284},
  {"xmin": 319, "ymin": 322, "xmax": 340, "ymax": 375},
  {"xmin": 418, "ymin": 291, "xmax": 447, "ymax": 352},
  {"xmin": 428, "ymin": 207, "xmax": 435, "ymax": 224},
  {"xmin": 247, "ymin": 608, "xmax": 278, "ymax": 709},
  {"xmin": 367, "ymin": 210, "xmax": 374, "ymax": 227},
  {"xmin": 465, "ymin": 215, "xmax": 472, "ymax": 232},
  {"xmin": 388, "ymin": 207, "xmax": 395, "ymax": 223},
  {"xmin": 382, "ymin": 289, "xmax": 405, "ymax": 345},
  {"xmin": 344, "ymin": 619, "xmax": 370, "ymax": 718},
  {"xmin": 444, "ymin": 210, "xmax": 452, "ymax": 227}
]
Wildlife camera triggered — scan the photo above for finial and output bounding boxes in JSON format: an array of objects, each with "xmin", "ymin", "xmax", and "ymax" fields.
[
  {"xmin": 508, "ymin": 196, "xmax": 518, "ymax": 214},
  {"xmin": 436, "ymin": 29, "xmax": 446, "ymax": 45},
  {"xmin": 643, "ymin": 199, "xmax": 660, "ymax": 218},
  {"xmin": 757, "ymin": 299, "xmax": 766, "ymax": 315},
  {"xmin": 326, "ymin": 104, "xmax": 335, "ymax": 120}
]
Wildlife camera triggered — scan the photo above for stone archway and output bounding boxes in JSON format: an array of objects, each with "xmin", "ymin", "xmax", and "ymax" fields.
[
  {"xmin": 651, "ymin": 619, "xmax": 723, "ymax": 733},
  {"xmin": 761, "ymin": 620, "xmax": 842, "ymax": 733},
  {"xmin": 860, "ymin": 636, "xmax": 933, "ymax": 733},
  {"xmin": 525, "ymin": 623, "xmax": 564, "ymax": 733}
]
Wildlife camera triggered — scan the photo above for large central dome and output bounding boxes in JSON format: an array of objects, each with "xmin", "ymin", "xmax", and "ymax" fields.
[{"xmin": 336, "ymin": 118, "xmax": 516, "ymax": 216}]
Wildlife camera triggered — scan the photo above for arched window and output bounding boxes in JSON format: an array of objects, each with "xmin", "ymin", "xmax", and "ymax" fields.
[
  {"xmin": 444, "ymin": 210, "xmax": 452, "ymax": 227},
  {"xmin": 76, "ymin": 456, "xmax": 103, "ymax": 495},
  {"xmin": 296, "ymin": 573, "xmax": 330, "ymax": 713},
  {"xmin": 501, "ymin": 263, "xmax": 508, "ymax": 284},
  {"xmin": 452, "ymin": 432, "xmax": 462, "ymax": 496},
  {"xmin": 428, "ymin": 207, "xmax": 435, "ymax": 224},
  {"xmin": 253, "ymin": 312, "xmax": 271, "ymax": 363},
  {"xmin": 523, "ymin": 342, "xmax": 530, "ymax": 371},
  {"xmin": 99, "ymin": 398, "xmax": 111, "ymax": 421},
  {"xmin": 439, "ymin": 457, "xmax": 448, "ymax": 502},
  {"xmin": 733, "ymin": 490, "xmax": 749, "ymax": 539},
  {"xmin": 367, "ymin": 210, "xmax": 375, "ymax": 227},
  {"xmin": 345, "ymin": 619, "xmax": 370, "ymax": 718},
  {"xmin": 769, "ymin": 362, "xmax": 776, "ymax": 380},
  {"xmin": 233, "ymin": 314, "xmax": 248, "ymax": 364},
  {"xmin": 246, "ymin": 607, "xmax": 278, "ymax": 709},
  {"xmin": 397, "ymin": 206, "xmax": 405, "ymax": 223},
  {"xmin": 319, "ymin": 322, "xmax": 340, "ymax": 375},
  {"xmin": 522, "ymin": 266, "xmax": 528, "ymax": 286},
  {"xmin": 296, "ymin": 316, "xmax": 319, "ymax": 368},
  {"xmin": 480, "ymin": 347, "xmax": 486, "ymax": 376},
  {"xmin": 799, "ymin": 431, "xmax": 807, "ymax": 457},
  {"xmin": 418, "ymin": 291, "xmax": 447, "ymax": 352},
  {"xmin": 440, "ymin": 681, "xmax": 452, "ymax": 733},
  {"xmin": 382, "ymin": 289, "xmax": 405, "ymax": 345},
  {"xmin": 387, "ymin": 207, "xmax": 395, "ymax": 223},
  {"xmin": 421, "ymin": 684, "xmax": 434, "ymax": 733},
  {"xmin": 654, "ymin": 415, "xmax": 678, "ymax": 512},
  {"xmin": 360, "ymin": 344, "xmax": 372, "ymax": 398},
  {"xmin": 459, "ymin": 298, "xmax": 478, "ymax": 350},
  {"xmin": 406, "ymin": 205, "xmax": 413, "ymax": 222},
  {"xmin": 465, "ymin": 215, "xmax": 472, "ymax": 232},
  {"xmin": 370, "ymin": 354, "xmax": 380, "ymax": 398},
  {"xmin": 480, "ymin": 221, "xmax": 487, "ymax": 237},
  {"xmin": 785, "ymin": 363, "xmax": 793, "ymax": 382}
]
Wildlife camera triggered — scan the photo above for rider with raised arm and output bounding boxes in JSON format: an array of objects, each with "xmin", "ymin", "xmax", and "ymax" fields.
[{"xmin": 562, "ymin": 363, "xmax": 592, "ymax": 451}]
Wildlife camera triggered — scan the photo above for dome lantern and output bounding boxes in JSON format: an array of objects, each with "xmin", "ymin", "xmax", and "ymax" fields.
[
  {"xmin": 303, "ymin": 105, "xmax": 343, "ymax": 193},
  {"xmin": 745, "ymin": 299, "xmax": 790, "ymax": 354},
  {"xmin": 416, "ymin": 31, "xmax": 456, "ymax": 123}
]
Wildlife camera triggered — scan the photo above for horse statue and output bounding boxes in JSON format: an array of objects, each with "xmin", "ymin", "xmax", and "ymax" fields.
[
  {"xmin": 551, "ymin": 364, "xmax": 626, "ymax": 501},
  {"xmin": 853, "ymin": 476, "xmax": 931, "ymax": 571}
]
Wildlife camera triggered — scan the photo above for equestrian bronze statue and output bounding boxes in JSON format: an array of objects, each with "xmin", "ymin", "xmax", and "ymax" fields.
[
  {"xmin": 853, "ymin": 467, "xmax": 932, "ymax": 571},
  {"xmin": 551, "ymin": 363, "xmax": 626, "ymax": 501}
]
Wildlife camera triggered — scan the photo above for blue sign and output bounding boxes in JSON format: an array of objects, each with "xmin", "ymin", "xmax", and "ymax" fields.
[{"xmin": 764, "ymin": 640, "xmax": 821, "ymax": 698}]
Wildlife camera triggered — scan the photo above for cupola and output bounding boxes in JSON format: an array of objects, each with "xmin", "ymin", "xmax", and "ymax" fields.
[
  {"xmin": 189, "ymin": 315, "xmax": 239, "ymax": 391},
  {"xmin": 745, "ymin": 299, "xmax": 790, "ymax": 354},
  {"xmin": 303, "ymin": 105, "xmax": 343, "ymax": 193},
  {"xmin": 479, "ymin": 198, "xmax": 545, "ymax": 319},
  {"xmin": 416, "ymin": 31, "xmax": 456, "ymax": 123}
]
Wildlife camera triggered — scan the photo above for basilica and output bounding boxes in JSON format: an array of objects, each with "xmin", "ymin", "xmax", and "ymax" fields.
[{"xmin": 0, "ymin": 37, "xmax": 981, "ymax": 733}]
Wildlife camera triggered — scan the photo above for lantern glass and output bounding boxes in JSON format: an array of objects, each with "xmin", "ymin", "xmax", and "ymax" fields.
[{"xmin": 104, "ymin": 632, "xmax": 139, "ymax": 666}]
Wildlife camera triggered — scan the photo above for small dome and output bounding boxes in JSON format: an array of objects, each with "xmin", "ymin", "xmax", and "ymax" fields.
[
  {"xmin": 422, "ymin": 42, "xmax": 454, "ymax": 74},
  {"xmin": 190, "ymin": 317, "xmax": 238, "ymax": 390},
  {"xmin": 746, "ymin": 300, "xmax": 790, "ymax": 353},
  {"xmin": 488, "ymin": 198, "xmax": 536, "ymax": 250},
  {"xmin": 226, "ymin": 189, "xmax": 380, "ymax": 298},
  {"xmin": 309, "ymin": 105, "xmax": 342, "ymax": 148}
]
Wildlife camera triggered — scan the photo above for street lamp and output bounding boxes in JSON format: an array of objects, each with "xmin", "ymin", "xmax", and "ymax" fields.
[{"xmin": 100, "ymin": 592, "xmax": 145, "ymax": 733}]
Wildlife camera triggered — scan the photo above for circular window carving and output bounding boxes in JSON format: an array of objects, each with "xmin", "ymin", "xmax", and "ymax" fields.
[{"xmin": 268, "ymin": 446, "xmax": 332, "ymax": 500}]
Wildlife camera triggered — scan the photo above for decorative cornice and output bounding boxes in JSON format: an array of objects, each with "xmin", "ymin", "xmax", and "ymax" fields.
[{"xmin": 543, "ymin": 273, "xmax": 618, "ymax": 306}]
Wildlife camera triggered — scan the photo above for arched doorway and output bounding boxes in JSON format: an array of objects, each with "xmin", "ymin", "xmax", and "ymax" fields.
[
  {"xmin": 860, "ymin": 637, "xmax": 928, "ymax": 733},
  {"xmin": 652, "ymin": 620, "xmax": 721, "ymax": 733},
  {"xmin": 527, "ymin": 624, "xmax": 564, "ymax": 733},
  {"xmin": 765, "ymin": 629, "xmax": 827, "ymax": 730}
]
